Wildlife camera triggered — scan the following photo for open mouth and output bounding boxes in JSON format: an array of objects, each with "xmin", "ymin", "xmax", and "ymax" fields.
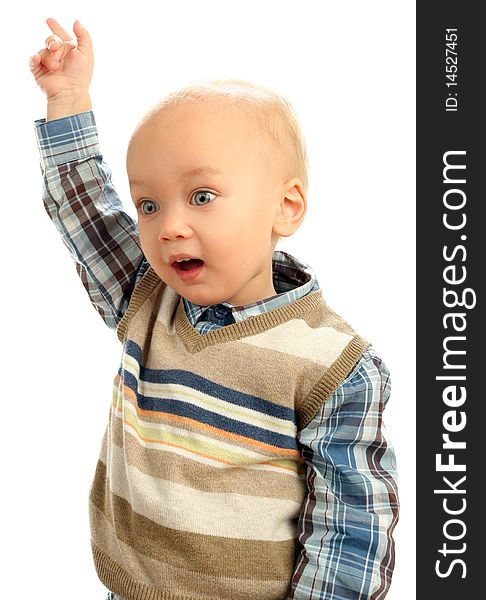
[
  {"xmin": 174, "ymin": 258, "xmax": 205, "ymax": 271},
  {"xmin": 171, "ymin": 258, "xmax": 206, "ymax": 281}
]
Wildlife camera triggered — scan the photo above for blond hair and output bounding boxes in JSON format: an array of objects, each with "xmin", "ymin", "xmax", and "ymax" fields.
[{"xmin": 129, "ymin": 78, "xmax": 309, "ymax": 193}]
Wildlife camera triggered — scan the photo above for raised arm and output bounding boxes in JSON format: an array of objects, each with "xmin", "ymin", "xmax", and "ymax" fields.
[
  {"xmin": 288, "ymin": 347, "xmax": 399, "ymax": 599},
  {"xmin": 30, "ymin": 19, "xmax": 148, "ymax": 330}
]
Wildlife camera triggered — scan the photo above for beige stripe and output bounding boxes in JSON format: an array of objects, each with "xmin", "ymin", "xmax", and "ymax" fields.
[
  {"xmin": 90, "ymin": 464, "xmax": 299, "ymax": 583},
  {"xmin": 303, "ymin": 301, "xmax": 359, "ymax": 334},
  {"xmin": 108, "ymin": 414, "xmax": 306, "ymax": 500},
  {"xmin": 90, "ymin": 508, "xmax": 294, "ymax": 600},
  {"xmin": 154, "ymin": 281, "xmax": 180, "ymax": 332},
  {"xmin": 90, "ymin": 501, "xmax": 154, "ymax": 588},
  {"xmin": 100, "ymin": 440, "xmax": 302, "ymax": 541},
  {"xmin": 241, "ymin": 321, "xmax": 353, "ymax": 366}
]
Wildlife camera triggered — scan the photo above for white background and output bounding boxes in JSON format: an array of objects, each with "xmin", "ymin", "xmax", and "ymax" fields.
[{"xmin": 1, "ymin": 1, "xmax": 415, "ymax": 598}]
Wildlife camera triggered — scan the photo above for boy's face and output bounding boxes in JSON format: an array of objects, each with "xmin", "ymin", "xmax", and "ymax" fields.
[{"xmin": 127, "ymin": 99, "xmax": 289, "ymax": 308}]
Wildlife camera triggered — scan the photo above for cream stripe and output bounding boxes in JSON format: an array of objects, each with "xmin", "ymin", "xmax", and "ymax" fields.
[
  {"xmin": 113, "ymin": 407, "xmax": 300, "ymax": 479},
  {"xmin": 102, "ymin": 441, "xmax": 301, "ymax": 541},
  {"xmin": 121, "ymin": 353, "xmax": 297, "ymax": 436},
  {"xmin": 242, "ymin": 321, "xmax": 353, "ymax": 366}
]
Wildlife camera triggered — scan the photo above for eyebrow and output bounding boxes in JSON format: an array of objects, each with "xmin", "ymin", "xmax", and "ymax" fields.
[
  {"xmin": 129, "ymin": 166, "xmax": 223, "ymax": 187},
  {"xmin": 180, "ymin": 166, "xmax": 223, "ymax": 180}
]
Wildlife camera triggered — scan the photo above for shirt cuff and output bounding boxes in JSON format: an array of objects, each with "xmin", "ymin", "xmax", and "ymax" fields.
[{"xmin": 34, "ymin": 110, "xmax": 100, "ymax": 169}]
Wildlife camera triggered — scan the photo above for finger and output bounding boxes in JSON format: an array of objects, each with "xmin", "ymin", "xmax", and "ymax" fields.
[
  {"xmin": 72, "ymin": 20, "xmax": 92, "ymax": 53},
  {"xmin": 34, "ymin": 46, "xmax": 60, "ymax": 71},
  {"xmin": 46, "ymin": 17, "xmax": 72, "ymax": 42},
  {"xmin": 45, "ymin": 34, "xmax": 64, "ymax": 52},
  {"xmin": 29, "ymin": 54, "xmax": 41, "ymax": 70},
  {"xmin": 29, "ymin": 52, "xmax": 50, "ymax": 76}
]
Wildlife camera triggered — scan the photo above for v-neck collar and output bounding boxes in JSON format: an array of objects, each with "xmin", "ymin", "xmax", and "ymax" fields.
[
  {"xmin": 174, "ymin": 289, "xmax": 325, "ymax": 354},
  {"xmin": 116, "ymin": 262, "xmax": 325, "ymax": 351}
]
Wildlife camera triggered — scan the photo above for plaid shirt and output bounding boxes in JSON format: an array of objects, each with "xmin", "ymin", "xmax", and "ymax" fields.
[{"xmin": 34, "ymin": 110, "xmax": 399, "ymax": 599}]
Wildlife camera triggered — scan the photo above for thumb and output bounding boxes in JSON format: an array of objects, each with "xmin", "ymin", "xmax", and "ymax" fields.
[{"xmin": 73, "ymin": 20, "xmax": 92, "ymax": 52}]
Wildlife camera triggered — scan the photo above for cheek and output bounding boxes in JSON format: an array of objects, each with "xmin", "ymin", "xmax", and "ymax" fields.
[
  {"xmin": 138, "ymin": 224, "xmax": 149, "ymax": 244},
  {"xmin": 138, "ymin": 223, "xmax": 159, "ymax": 255}
]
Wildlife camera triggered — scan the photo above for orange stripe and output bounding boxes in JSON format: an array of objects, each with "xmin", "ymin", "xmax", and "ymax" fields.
[
  {"xmin": 110, "ymin": 396, "xmax": 303, "ymax": 474},
  {"xmin": 113, "ymin": 374, "xmax": 301, "ymax": 460},
  {"xmin": 120, "ymin": 414, "xmax": 300, "ymax": 474}
]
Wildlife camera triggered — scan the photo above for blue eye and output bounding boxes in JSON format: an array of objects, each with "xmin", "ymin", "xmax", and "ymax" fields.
[
  {"xmin": 190, "ymin": 190, "xmax": 216, "ymax": 206},
  {"xmin": 138, "ymin": 200, "xmax": 158, "ymax": 215}
]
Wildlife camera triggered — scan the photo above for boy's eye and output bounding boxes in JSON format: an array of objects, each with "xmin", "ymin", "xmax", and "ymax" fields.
[
  {"xmin": 138, "ymin": 200, "xmax": 158, "ymax": 215},
  {"xmin": 137, "ymin": 191, "xmax": 216, "ymax": 214},
  {"xmin": 190, "ymin": 190, "xmax": 216, "ymax": 206}
]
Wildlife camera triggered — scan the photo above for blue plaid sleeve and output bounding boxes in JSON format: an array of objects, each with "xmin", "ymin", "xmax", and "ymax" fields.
[
  {"xmin": 289, "ymin": 347, "xmax": 399, "ymax": 599},
  {"xmin": 34, "ymin": 111, "xmax": 150, "ymax": 330}
]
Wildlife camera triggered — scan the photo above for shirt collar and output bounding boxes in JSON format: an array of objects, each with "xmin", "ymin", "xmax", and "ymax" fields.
[{"xmin": 182, "ymin": 250, "xmax": 320, "ymax": 327}]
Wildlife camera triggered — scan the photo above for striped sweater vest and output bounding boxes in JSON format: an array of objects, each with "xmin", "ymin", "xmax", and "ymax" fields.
[{"xmin": 89, "ymin": 265, "xmax": 370, "ymax": 600}]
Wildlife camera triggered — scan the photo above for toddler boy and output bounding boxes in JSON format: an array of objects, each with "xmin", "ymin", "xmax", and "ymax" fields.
[{"xmin": 30, "ymin": 18, "xmax": 399, "ymax": 600}]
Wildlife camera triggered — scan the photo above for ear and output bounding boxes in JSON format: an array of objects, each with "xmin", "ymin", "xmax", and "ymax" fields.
[{"xmin": 272, "ymin": 177, "xmax": 307, "ymax": 238}]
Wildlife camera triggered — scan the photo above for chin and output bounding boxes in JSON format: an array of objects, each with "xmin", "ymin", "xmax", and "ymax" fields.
[
  {"xmin": 163, "ymin": 270, "xmax": 233, "ymax": 307},
  {"xmin": 176, "ymin": 287, "xmax": 227, "ymax": 307},
  {"xmin": 182, "ymin": 292, "xmax": 222, "ymax": 307}
]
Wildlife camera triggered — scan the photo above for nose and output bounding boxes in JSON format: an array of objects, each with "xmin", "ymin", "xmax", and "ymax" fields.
[{"xmin": 157, "ymin": 207, "xmax": 193, "ymax": 242}]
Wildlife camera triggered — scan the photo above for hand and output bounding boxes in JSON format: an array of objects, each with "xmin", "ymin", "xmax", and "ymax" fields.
[{"xmin": 29, "ymin": 17, "xmax": 94, "ymax": 102}]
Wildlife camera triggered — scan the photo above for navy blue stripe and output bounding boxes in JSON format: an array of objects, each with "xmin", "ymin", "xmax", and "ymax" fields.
[
  {"xmin": 125, "ymin": 339, "xmax": 296, "ymax": 422},
  {"xmin": 121, "ymin": 369, "xmax": 298, "ymax": 450}
]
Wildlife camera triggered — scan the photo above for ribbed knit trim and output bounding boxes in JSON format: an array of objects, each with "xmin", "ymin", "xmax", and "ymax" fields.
[
  {"xmin": 116, "ymin": 267, "xmax": 164, "ymax": 344},
  {"xmin": 92, "ymin": 544, "xmax": 198, "ymax": 600},
  {"xmin": 297, "ymin": 335, "xmax": 371, "ymax": 430},
  {"xmin": 116, "ymin": 265, "xmax": 326, "ymax": 350},
  {"xmin": 175, "ymin": 288, "xmax": 325, "ymax": 353}
]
